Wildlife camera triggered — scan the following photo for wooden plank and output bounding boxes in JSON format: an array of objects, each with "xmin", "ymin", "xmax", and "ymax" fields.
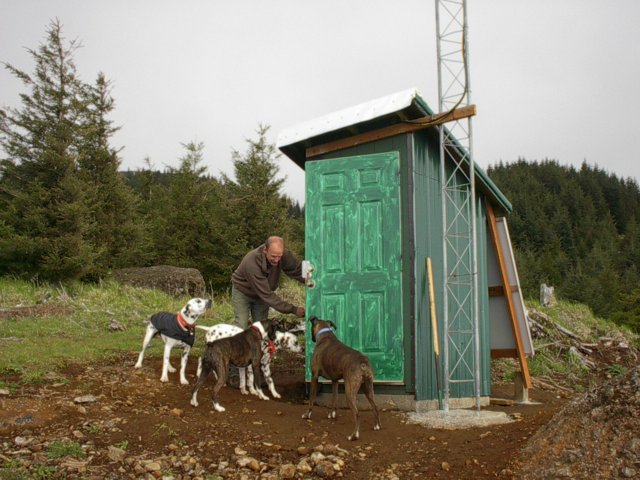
[
  {"xmin": 306, "ymin": 105, "xmax": 477, "ymax": 158},
  {"xmin": 491, "ymin": 348, "xmax": 518, "ymax": 359},
  {"xmin": 486, "ymin": 202, "xmax": 533, "ymax": 388},
  {"xmin": 489, "ymin": 285, "xmax": 518, "ymax": 297}
]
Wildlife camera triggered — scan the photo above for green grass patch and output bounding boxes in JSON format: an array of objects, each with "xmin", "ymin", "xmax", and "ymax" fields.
[{"xmin": 46, "ymin": 440, "xmax": 86, "ymax": 459}]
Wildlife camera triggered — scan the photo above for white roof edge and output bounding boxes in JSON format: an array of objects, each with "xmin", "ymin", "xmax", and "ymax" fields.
[{"xmin": 276, "ymin": 87, "xmax": 423, "ymax": 148}]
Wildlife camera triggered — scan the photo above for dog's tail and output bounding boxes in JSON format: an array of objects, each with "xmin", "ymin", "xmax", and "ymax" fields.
[{"xmin": 195, "ymin": 325, "xmax": 213, "ymax": 332}]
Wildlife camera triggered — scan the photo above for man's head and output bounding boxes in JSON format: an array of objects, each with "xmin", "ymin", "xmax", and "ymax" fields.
[{"xmin": 263, "ymin": 236, "xmax": 284, "ymax": 266}]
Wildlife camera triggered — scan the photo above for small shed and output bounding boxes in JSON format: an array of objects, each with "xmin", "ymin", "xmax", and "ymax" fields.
[{"xmin": 277, "ymin": 88, "xmax": 532, "ymax": 410}]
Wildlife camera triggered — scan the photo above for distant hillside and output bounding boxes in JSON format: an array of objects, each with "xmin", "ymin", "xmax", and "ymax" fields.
[{"xmin": 488, "ymin": 160, "xmax": 640, "ymax": 333}]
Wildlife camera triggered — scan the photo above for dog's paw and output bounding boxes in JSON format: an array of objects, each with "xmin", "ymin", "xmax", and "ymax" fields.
[
  {"xmin": 134, "ymin": 362, "xmax": 142, "ymax": 369},
  {"xmin": 327, "ymin": 410, "xmax": 337, "ymax": 419},
  {"xmin": 180, "ymin": 378, "xmax": 189, "ymax": 385},
  {"xmin": 373, "ymin": 424, "xmax": 381, "ymax": 431},
  {"xmin": 302, "ymin": 411, "xmax": 311, "ymax": 419},
  {"xmin": 258, "ymin": 391, "xmax": 269, "ymax": 401},
  {"xmin": 190, "ymin": 398, "xmax": 199, "ymax": 407},
  {"xmin": 240, "ymin": 388, "xmax": 249, "ymax": 395},
  {"xmin": 167, "ymin": 366, "xmax": 177, "ymax": 373},
  {"xmin": 272, "ymin": 392, "xmax": 282, "ymax": 399},
  {"xmin": 213, "ymin": 403, "xmax": 225, "ymax": 412},
  {"xmin": 347, "ymin": 432, "xmax": 359, "ymax": 441},
  {"xmin": 160, "ymin": 376, "xmax": 169, "ymax": 383}
]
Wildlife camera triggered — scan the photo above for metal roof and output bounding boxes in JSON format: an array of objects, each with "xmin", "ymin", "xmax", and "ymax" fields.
[{"xmin": 277, "ymin": 88, "xmax": 512, "ymax": 213}]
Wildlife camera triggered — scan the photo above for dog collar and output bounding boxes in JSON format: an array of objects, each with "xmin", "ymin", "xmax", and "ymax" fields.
[
  {"xmin": 250, "ymin": 323, "xmax": 266, "ymax": 339},
  {"xmin": 267, "ymin": 340, "xmax": 277, "ymax": 360},
  {"xmin": 176, "ymin": 312, "xmax": 194, "ymax": 331},
  {"xmin": 316, "ymin": 327, "xmax": 334, "ymax": 338}
]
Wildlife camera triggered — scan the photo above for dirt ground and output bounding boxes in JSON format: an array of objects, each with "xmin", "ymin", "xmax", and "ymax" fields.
[{"xmin": 0, "ymin": 350, "xmax": 568, "ymax": 480}]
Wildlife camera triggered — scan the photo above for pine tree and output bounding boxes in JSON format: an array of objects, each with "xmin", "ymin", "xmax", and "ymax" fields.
[
  {"xmin": 76, "ymin": 72, "xmax": 149, "ymax": 275},
  {"xmin": 223, "ymin": 124, "xmax": 293, "ymax": 251},
  {"xmin": 0, "ymin": 19, "xmax": 95, "ymax": 280},
  {"xmin": 144, "ymin": 141, "xmax": 245, "ymax": 290}
]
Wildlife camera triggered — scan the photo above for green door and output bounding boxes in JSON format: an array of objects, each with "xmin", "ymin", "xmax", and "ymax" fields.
[{"xmin": 305, "ymin": 152, "xmax": 404, "ymax": 382}]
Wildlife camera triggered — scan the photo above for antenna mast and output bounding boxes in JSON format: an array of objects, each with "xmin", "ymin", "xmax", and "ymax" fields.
[{"xmin": 435, "ymin": 0, "xmax": 481, "ymax": 411}]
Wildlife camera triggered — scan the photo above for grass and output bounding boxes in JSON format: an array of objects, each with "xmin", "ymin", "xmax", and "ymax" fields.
[
  {"xmin": 46, "ymin": 440, "xmax": 85, "ymax": 459},
  {"xmin": 0, "ymin": 277, "xmax": 305, "ymax": 385},
  {"xmin": 493, "ymin": 297, "xmax": 639, "ymax": 384}
]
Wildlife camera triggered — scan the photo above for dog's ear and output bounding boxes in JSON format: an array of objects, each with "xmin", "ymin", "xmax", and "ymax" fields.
[
  {"xmin": 309, "ymin": 316, "xmax": 318, "ymax": 324},
  {"xmin": 329, "ymin": 321, "xmax": 337, "ymax": 331}
]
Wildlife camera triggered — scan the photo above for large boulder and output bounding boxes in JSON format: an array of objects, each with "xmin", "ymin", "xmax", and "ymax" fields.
[{"xmin": 111, "ymin": 265, "xmax": 206, "ymax": 297}]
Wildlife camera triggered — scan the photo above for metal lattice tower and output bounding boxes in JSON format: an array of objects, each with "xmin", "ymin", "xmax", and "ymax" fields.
[{"xmin": 435, "ymin": 0, "xmax": 481, "ymax": 411}]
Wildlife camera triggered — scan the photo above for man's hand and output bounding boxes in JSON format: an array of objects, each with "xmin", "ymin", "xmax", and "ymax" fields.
[{"xmin": 294, "ymin": 306, "xmax": 305, "ymax": 318}]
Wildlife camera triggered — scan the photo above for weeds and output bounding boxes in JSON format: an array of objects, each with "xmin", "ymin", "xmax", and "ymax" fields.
[{"xmin": 46, "ymin": 440, "xmax": 86, "ymax": 459}]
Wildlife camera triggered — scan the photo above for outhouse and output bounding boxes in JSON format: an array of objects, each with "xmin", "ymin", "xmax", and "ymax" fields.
[{"xmin": 277, "ymin": 88, "xmax": 532, "ymax": 411}]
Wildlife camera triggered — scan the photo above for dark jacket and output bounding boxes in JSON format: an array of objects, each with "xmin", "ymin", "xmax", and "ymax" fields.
[
  {"xmin": 231, "ymin": 244, "xmax": 304, "ymax": 314},
  {"xmin": 150, "ymin": 312, "xmax": 195, "ymax": 347}
]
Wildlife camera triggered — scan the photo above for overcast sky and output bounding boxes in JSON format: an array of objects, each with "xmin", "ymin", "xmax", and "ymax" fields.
[{"xmin": 2, "ymin": 1, "xmax": 639, "ymax": 204}]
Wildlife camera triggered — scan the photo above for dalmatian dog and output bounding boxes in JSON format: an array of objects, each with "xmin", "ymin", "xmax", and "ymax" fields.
[
  {"xmin": 195, "ymin": 322, "xmax": 302, "ymax": 399},
  {"xmin": 134, "ymin": 297, "xmax": 212, "ymax": 384}
]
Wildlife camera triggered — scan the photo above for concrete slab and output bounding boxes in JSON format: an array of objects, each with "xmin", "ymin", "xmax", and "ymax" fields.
[{"xmin": 405, "ymin": 409, "xmax": 514, "ymax": 430}]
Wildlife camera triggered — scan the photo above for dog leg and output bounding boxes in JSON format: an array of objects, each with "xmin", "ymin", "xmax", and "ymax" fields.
[
  {"xmin": 196, "ymin": 357, "xmax": 202, "ymax": 378},
  {"xmin": 161, "ymin": 342, "xmax": 174, "ymax": 382},
  {"xmin": 134, "ymin": 325, "xmax": 157, "ymax": 369},
  {"xmin": 190, "ymin": 363, "xmax": 210, "ymax": 407},
  {"xmin": 344, "ymin": 382, "xmax": 360, "ymax": 441},
  {"xmin": 302, "ymin": 373, "xmax": 319, "ymax": 419},
  {"xmin": 239, "ymin": 367, "xmax": 250, "ymax": 395},
  {"xmin": 250, "ymin": 359, "xmax": 269, "ymax": 400},
  {"xmin": 179, "ymin": 346, "xmax": 190, "ymax": 385},
  {"xmin": 363, "ymin": 378, "xmax": 381, "ymax": 431},
  {"xmin": 328, "ymin": 380, "xmax": 338, "ymax": 419},
  {"xmin": 211, "ymin": 360, "xmax": 228, "ymax": 412},
  {"xmin": 262, "ymin": 360, "xmax": 281, "ymax": 399}
]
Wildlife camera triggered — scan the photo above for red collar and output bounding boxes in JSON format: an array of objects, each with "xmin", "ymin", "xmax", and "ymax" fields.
[
  {"xmin": 267, "ymin": 340, "xmax": 277, "ymax": 360},
  {"xmin": 176, "ymin": 312, "xmax": 194, "ymax": 331},
  {"xmin": 250, "ymin": 325, "xmax": 263, "ymax": 339}
]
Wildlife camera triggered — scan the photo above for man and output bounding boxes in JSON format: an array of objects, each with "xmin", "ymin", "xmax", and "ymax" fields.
[{"xmin": 231, "ymin": 236, "xmax": 305, "ymax": 328}]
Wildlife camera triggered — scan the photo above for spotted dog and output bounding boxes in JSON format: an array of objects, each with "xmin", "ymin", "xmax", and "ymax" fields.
[
  {"xmin": 190, "ymin": 318, "xmax": 277, "ymax": 412},
  {"xmin": 195, "ymin": 322, "xmax": 302, "ymax": 398},
  {"xmin": 134, "ymin": 297, "xmax": 212, "ymax": 384}
]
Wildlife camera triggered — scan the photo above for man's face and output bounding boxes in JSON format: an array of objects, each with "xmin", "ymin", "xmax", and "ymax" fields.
[{"xmin": 264, "ymin": 243, "xmax": 284, "ymax": 266}]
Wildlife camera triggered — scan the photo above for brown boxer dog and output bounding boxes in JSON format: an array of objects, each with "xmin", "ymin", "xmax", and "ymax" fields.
[{"xmin": 302, "ymin": 316, "xmax": 381, "ymax": 441}]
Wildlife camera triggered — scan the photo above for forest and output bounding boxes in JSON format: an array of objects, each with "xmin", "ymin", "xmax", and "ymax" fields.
[{"xmin": 1, "ymin": 21, "xmax": 638, "ymax": 333}]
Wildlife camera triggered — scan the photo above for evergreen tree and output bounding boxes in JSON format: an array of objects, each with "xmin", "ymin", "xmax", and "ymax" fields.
[
  {"xmin": 223, "ymin": 124, "xmax": 296, "ymax": 253},
  {"xmin": 144, "ymin": 141, "xmax": 245, "ymax": 290},
  {"xmin": 77, "ymin": 73, "xmax": 150, "ymax": 275},
  {"xmin": 0, "ymin": 19, "xmax": 95, "ymax": 280}
]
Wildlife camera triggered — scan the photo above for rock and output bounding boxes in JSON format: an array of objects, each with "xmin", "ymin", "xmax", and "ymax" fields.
[
  {"xmin": 314, "ymin": 460, "xmax": 336, "ymax": 478},
  {"xmin": 0, "ymin": 388, "xmax": 10, "ymax": 396},
  {"xmin": 14, "ymin": 436, "xmax": 33, "ymax": 447},
  {"xmin": 297, "ymin": 458, "xmax": 313, "ymax": 473},
  {"xmin": 441, "ymin": 461, "xmax": 450, "ymax": 471},
  {"xmin": 236, "ymin": 456, "xmax": 260, "ymax": 471},
  {"xmin": 279, "ymin": 463, "xmax": 297, "ymax": 479},
  {"xmin": 107, "ymin": 445, "xmax": 126, "ymax": 462},
  {"xmin": 144, "ymin": 461, "xmax": 162, "ymax": 472},
  {"xmin": 540, "ymin": 283, "xmax": 556, "ymax": 307},
  {"xmin": 111, "ymin": 265, "xmax": 206, "ymax": 297},
  {"xmin": 74, "ymin": 395, "xmax": 97, "ymax": 404}
]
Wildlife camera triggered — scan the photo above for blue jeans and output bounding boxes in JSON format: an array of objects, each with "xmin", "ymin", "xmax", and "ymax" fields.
[{"xmin": 231, "ymin": 285, "xmax": 270, "ymax": 329}]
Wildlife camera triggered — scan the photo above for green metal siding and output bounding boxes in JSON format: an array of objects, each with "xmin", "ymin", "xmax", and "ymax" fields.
[{"xmin": 411, "ymin": 129, "xmax": 491, "ymax": 401}]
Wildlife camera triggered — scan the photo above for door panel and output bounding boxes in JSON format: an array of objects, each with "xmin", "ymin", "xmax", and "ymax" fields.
[{"xmin": 305, "ymin": 152, "xmax": 403, "ymax": 382}]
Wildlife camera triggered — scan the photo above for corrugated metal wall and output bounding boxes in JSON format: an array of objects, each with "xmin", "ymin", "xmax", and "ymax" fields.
[{"xmin": 410, "ymin": 129, "xmax": 491, "ymax": 401}]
